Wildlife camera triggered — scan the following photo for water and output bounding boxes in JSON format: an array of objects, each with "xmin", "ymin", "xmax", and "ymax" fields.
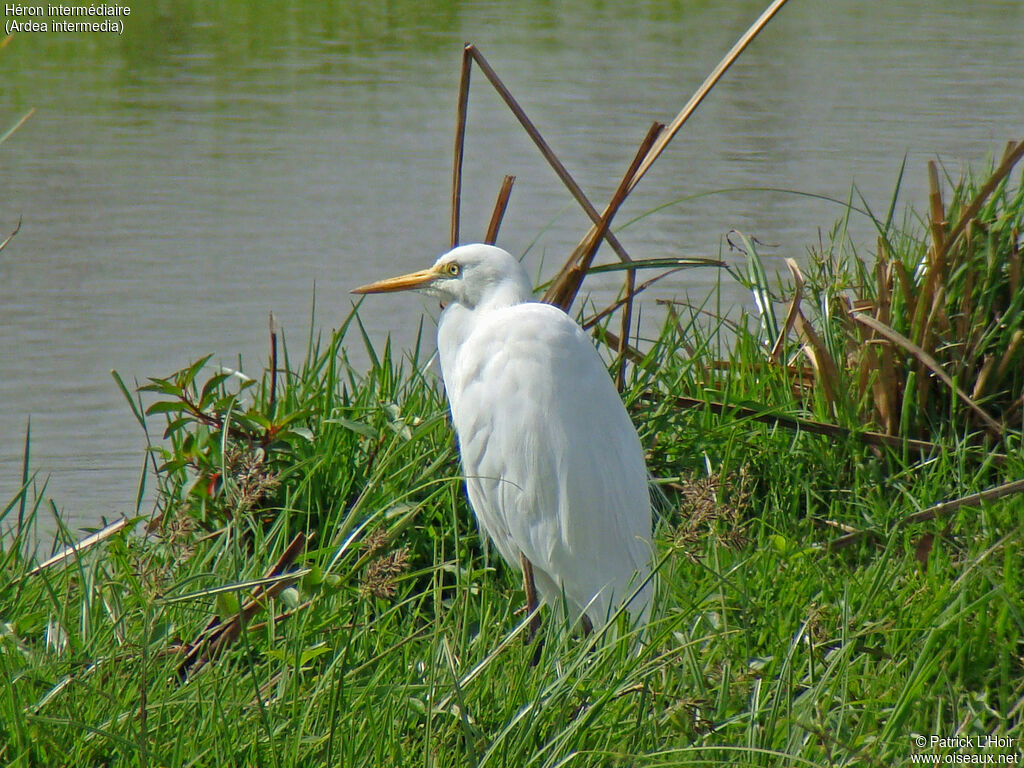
[{"xmin": 1, "ymin": 0, "xmax": 1022, "ymax": 533}]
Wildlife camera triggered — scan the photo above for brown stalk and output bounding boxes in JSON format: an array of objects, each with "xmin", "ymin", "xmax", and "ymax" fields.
[
  {"xmin": 177, "ymin": 532, "xmax": 309, "ymax": 681},
  {"xmin": 911, "ymin": 245, "xmax": 942, "ymax": 359},
  {"xmin": 864, "ymin": 257, "xmax": 898, "ymax": 433},
  {"xmin": 769, "ymin": 258, "xmax": 806, "ymax": 363},
  {"xmin": 1009, "ymin": 230, "xmax": 1021, "ymax": 297},
  {"xmin": 935, "ymin": 139, "xmax": 1024, "ymax": 266},
  {"xmin": 927, "ymin": 160, "xmax": 947, "ymax": 257},
  {"xmin": 269, "ymin": 312, "xmax": 279, "ymax": 411},
  {"xmin": 851, "ymin": 312, "xmax": 1003, "ymax": 436},
  {"xmin": 909, "ymin": 163, "xmax": 951, "ymax": 403},
  {"xmin": 827, "ymin": 477, "xmax": 1024, "ymax": 552},
  {"xmin": 26, "ymin": 516, "xmax": 131, "ymax": 577},
  {"xmin": 642, "ymin": 392, "xmax": 945, "ymax": 457},
  {"xmin": 464, "ymin": 45, "xmax": 635, "ymax": 265},
  {"xmin": 544, "ymin": 121, "xmax": 664, "ymax": 309},
  {"xmin": 615, "ymin": 265, "xmax": 637, "ymax": 392},
  {"xmin": 626, "ymin": 0, "xmax": 790, "ymax": 192},
  {"xmin": 891, "ymin": 259, "xmax": 915, "ymax": 320},
  {"xmin": 995, "ymin": 329, "xmax": 1024, "ymax": 384},
  {"xmin": 0, "ymin": 107, "xmax": 35, "ymax": 143},
  {"xmin": 971, "ymin": 354, "xmax": 997, "ymax": 401},
  {"xmin": 484, "ymin": 175, "xmax": 516, "ymax": 245},
  {"xmin": 583, "ymin": 268, "xmax": 682, "ymax": 330},
  {"xmin": 663, "ymin": 303, "xmax": 697, "ymax": 358},
  {"xmin": 793, "ymin": 310, "xmax": 841, "ymax": 406},
  {"xmin": 711, "ymin": 359, "xmax": 815, "ymax": 387},
  {"xmin": 450, "ymin": 44, "xmax": 473, "ymax": 248},
  {"xmin": 594, "ymin": 327, "xmax": 644, "ymax": 365},
  {"xmin": 914, "ymin": 284, "xmax": 947, "ymax": 413},
  {"xmin": 0, "ymin": 216, "xmax": 21, "ymax": 253}
]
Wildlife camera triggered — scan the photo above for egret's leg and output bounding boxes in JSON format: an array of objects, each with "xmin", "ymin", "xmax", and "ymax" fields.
[{"xmin": 520, "ymin": 554, "xmax": 542, "ymax": 645}]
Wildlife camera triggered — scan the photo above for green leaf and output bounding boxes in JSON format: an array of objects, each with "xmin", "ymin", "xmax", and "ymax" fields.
[
  {"xmin": 145, "ymin": 401, "xmax": 187, "ymax": 417},
  {"xmin": 583, "ymin": 256, "xmax": 726, "ymax": 275},
  {"xmin": 162, "ymin": 416, "xmax": 193, "ymax": 440},
  {"xmin": 215, "ymin": 592, "xmax": 241, "ymax": 619},
  {"xmin": 199, "ymin": 372, "xmax": 234, "ymax": 404},
  {"xmin": 286, "ymin": 427, "xmax": 315, "ymax": 443},
  {"xmin": 301, "ymin": 565, "xmax": 324, "ymax": 590},
  {"xmin": 325, "ymin": 416, "xmax": 378, "ymax": 439},
  {"xmin": 178, "ymin": 355, "xmax": 215, "ymax": 389},
  {"xmin": 298, "ymin": 643, "xmax": 331, "ymax": 666},
  {"xmin": 139, "ymin": 378, "xmax": 183, "ymax": 397}
]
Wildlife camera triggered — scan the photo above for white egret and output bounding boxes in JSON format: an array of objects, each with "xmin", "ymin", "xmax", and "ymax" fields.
[{"xmin": 353, "ymin": 244, "xmax": 653, "ymax": 637}]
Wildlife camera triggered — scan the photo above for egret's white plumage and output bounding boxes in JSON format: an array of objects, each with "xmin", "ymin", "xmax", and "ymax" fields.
[{"xmin": 354, "ymin": 244, "xmax": 653, "ymax": 630}]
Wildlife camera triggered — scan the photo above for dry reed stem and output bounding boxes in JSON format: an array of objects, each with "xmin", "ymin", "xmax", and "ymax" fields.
[
  {"xmin": 453, "ymin": 0, "xmax": 789, "ymax": 317},
  {"xmin": 892, "ymin": 259, "xmax": 915, "ymax": 320},
  {"xmin": 177, "ymin": 532, "xmax": 309, "ymax": 680},
  {"xmin": 710, "ymin": 359, "xmax": 816, "ymax": 389},
  {"xmin": 851, "ymin": 312, "xmax": 1003, "ymax": 436},
  {"xmin": 935, "ymin": 139, "xmax": 1024, "ymax": 266},
  {"xmin": 927, "ymin": 160, "xmax": 947, "ymax": 257},
  {"xmin": 545, "ymin": 121, "xmax": 663, "ymax": 309},
  {"xmin": 827, "ymin": 477, "xmax": 1024, "ymax": 552},
  {"xmin": 0, "ymin": 107, "xmax": 35, "ymax": 144},
  {"xmin": 861, "ymin": 255, "xmax": 898, "ymax": 432},
  {"xmin": 449, "ymin": 45, "xmax": 473, "ymax": 248},
  {"xmin": 644, "ymin": 393, "xmax": 946, "ymax": 457},
  {"xmin": 995, "ymin": 329, "xmax": 1024, "ymax": 384},
  {"xmin": 770, "ymin": 258, "xmax": 806, "ymax": 363},
  {"xmin": 914, "ymin": 284, "xmax": 948, "ymax": 413},
  {"xmin": 0, "ymin": 216, "xmax": 20, "ymax": 253},
  {"xmin": 583, "ymin": 269, "xmax": 681, "ymax": 330},
  {"xmin": 793, "ymin": 310, "xmax": 841, "ymax": 405},
  {"xmin": 971, "ymin": 354, "xmax": 998, "ymax": 401},
  {"xmin": 464, "ymin": 45, "xmax": 635, "ymax": 265},
  {"xmin": 269, "ymin": 312, "xmax": 279, "ymax": 411},
  {"xmin": 26, "ymin": 516, "xmax": 131, "ymax": 577},
  {"xmin": 616, "ymin": 265, "xmax": 637, "ymax": 392},
  {"xmin": 484, "ymin": 175, "xmax": 516, "ymax": 245},
  {"xmin": 912, "ymin": 162, "xmax": 949, "ymax": 397},
  {"xmin": 1009, "ymin": 229, "xmax": 1021, "ymax": 297},
  {"xmin": 663, "ymin": 303, "xmax": 697, "ymax": 358},
  {"xmin": 626, "ymin": 0, "xmax": 790, "ymax": 192},
  {"xmin": 594, "ymin": 327, "xmax": 644, "ymax": 364}
]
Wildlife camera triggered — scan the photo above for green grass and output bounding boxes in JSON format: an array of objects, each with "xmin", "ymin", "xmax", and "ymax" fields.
[{"xmin": 2, "ymin": 165, "xmax": 1023, "ymax": 767}]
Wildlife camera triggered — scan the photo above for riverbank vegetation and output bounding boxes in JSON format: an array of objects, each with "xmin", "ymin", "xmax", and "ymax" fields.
[{"xmin": 2, "ymin": 146, "xmax": 1023, "ymax": 766}]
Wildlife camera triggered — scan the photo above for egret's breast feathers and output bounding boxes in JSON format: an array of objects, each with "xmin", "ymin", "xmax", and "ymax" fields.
[{"xmin": 438, "ymin": 301, "xmax": 653, "ymax": 615}]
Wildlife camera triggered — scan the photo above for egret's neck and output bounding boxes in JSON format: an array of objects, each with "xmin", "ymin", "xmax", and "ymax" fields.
[
  {"xmin": 477, "ymin": 281, "xmax": 533, "ymax": 312},
  {"xmin": 437, "ymin": 285, "xmax": 532, "ymax": 387}
]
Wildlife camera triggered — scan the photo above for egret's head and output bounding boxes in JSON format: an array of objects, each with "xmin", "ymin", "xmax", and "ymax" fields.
[{"xmin": 352, "ymin": 244, "xmax": 533, "ymax": 309}]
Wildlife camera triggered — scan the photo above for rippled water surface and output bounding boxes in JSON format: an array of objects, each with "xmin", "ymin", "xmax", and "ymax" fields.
[{"xmin": 1, "ymin": 0, "xmax": 1022, "ymax": 530}]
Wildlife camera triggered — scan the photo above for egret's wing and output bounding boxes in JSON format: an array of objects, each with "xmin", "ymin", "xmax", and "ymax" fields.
[{"xmin": 441, "ymin": 302, "xmax": 652, "ymax": 625}]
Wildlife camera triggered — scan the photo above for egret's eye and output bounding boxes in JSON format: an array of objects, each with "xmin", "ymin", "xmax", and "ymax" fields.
[{"xmin": 445, "ymin": 262, "xmax": 461, "ymax": 277}]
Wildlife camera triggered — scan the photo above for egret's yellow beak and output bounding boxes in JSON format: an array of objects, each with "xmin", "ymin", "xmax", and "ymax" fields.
[{"xmin": 351, "ymin": 266, "xmax": 441, "ymax": 295}]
